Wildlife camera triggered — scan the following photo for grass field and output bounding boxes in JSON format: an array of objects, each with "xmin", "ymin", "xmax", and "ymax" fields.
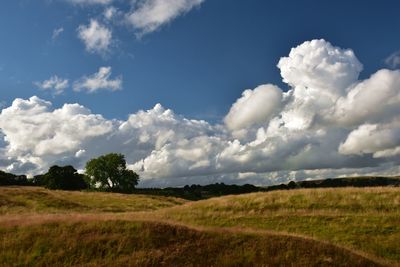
[
  {"xmin": 0, "ymin": 186, "xmax": 399, "ymax": 266},
  {"xmin": 0, "ymin": 186, "xmax": 187, "ymax": 214},
  {"xmin": 159, "ymin": 187, "xmax": 400, "ymax": 265},
  {"xmin": 0, "ymin": 221, "xmax": 381, "ymax": 267}
]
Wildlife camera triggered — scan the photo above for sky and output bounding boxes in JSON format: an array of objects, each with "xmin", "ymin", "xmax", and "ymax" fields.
[{"xmin": 0, "ymin": 0, "xmax": 400, "ymax": 187}]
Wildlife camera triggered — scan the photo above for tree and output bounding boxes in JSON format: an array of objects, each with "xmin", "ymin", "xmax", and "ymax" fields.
[
  {"xmin": 43, "ymin": 165, "xmax": 88, "ymax": 191},
  {"xmin": 32, "ymin": 174, "xmax": 47, "ymax": 186},
  {"xmin": 85, "ymin": 153, "xmax": 139, "ymax": 193},
  {"xmin": 0, "ymin": 170, "xmax": 30, "ymax": 186}
]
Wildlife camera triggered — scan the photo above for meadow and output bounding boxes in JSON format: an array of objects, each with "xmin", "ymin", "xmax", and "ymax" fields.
[
  {"xmin": 0, "ymin": 186, "xmax": 399, "ymax": 266},
  {"xmin": 160, "ymin": 187, "xmax": 400, "ymax": 265},
  {"xmin": 0, "ymin": 186, "xmax": 187, "ymax": 214}
]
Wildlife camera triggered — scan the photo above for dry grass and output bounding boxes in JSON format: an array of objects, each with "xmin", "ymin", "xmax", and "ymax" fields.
[
  {"xmin": 0, "ymin": 220, "xmax": 382, "ymax": 267},
  {"xmin": 158, "ymin": 187, "xmax": 400, "ymax": 264},
  {"xmin": 0, "ymin": 186, "xmax": 399, "ymax": 266},
  {"xmin": 0, "ymin": 186, "xmax": 187, "ymax": 214}
]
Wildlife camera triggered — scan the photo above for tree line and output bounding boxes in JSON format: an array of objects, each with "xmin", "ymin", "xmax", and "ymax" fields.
[
  {"xmin": 1, "ymin": 152, "xmax": 399, "ymax": 198},
  {"xmin": 0, "ymin": 153, "xmax": 139, "ymax": 193}
]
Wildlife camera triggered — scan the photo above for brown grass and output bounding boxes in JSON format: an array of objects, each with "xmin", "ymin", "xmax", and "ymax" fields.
[
  {"xmin": 157, "ymin": 187, "xmax": 400, "ymax": 265},
  {"xmin": 0, "ymin": 186, "xmax": 398, "ymax": 266},
  {"xmin": 0, "ymin": 220, "xmax": 383, "ymax": 267},
  {"xmin": 0, "ymin": 186, "xmax": 187, "ymax": 214}
]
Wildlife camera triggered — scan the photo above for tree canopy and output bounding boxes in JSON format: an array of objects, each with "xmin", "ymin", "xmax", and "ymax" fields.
[
  {"xmin": 42, "ymin": 165, "xmax": 88, "ymax": 191},
  {"xmin": 0, "ymin": 170, "xmax": 29, "ymax": 186},
  {"xmin": 85, "ymin": 153, "xmax": 139, "ymax": 193}
]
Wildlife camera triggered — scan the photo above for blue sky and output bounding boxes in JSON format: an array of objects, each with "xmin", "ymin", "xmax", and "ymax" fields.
[
  {"xmin": 1, "ymin": 0, "xmax": 399, "ymax": 120},
  {"xmin": 1, "ymin": 0, "xmax": 400, "ymax": 186}
]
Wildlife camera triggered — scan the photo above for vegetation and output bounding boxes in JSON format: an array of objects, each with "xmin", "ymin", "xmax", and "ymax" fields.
[
  {"xmin": 128, "ymin": 176, "xmax": 400, "ymax": 201},
  {"xmin": 0, "ymin": 221, "xmax": 381, "ymax": 267},
  {"xmin": 85, "ymin": 153, "xmax": 139, "ymax": 193},
  {"xmin": 1, "ymin": 153, "xmax": 141, "ymax": 194},
  {"xmin": 0, "ymin": 174, "xmax": 400, "ymax": 266},
  {"xmin": 2, "ymin": 158, "xmax": 399, "ymax": 201},
  {"xmin": 37, "ymin": 165, "xmax": 88, "ymax": 191},
  {"xmin": 0, "ymin": 187, "xmax": 186, "ymax": 214},
  {"xmin": 0, "ymin": 170, "xmax": 30, "ymax": 186},
  {"xmin": 265, "ymin": 176, "xmax": 400, "ymax": 191},
  {"xmin": 133, "ymin": 183, "xmax": 261, "ymax": 200},
  {"xmin": 160, "ymin": 187, "xmax": 400, "ymax": 264}
]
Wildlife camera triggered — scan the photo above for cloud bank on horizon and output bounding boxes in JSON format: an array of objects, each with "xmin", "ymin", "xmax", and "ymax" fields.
[{"xmin": 1, "ymin": 39, "xmax": 400, "ymax": 187}]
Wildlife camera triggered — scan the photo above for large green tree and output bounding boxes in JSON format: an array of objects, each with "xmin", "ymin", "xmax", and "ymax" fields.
[{"xmin": 85, "ymin": 153, "xmax": 139, "ymax": 192}]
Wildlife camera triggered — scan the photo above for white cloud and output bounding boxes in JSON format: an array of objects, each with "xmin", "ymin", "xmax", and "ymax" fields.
[
  {"xmin": 2, "ymin": 39, "xmax": 400, "ymax": 186},
  {"xmin": 52, "ymin": 27, "xmax": 64, "ymax": 40},
  {"xmin": 66, "ymin": 0, "xmax": 206, "ymax": 56},
  {"xmin": 339, "ymin": 121, "xmax": 400, "ymax": 158},
  {"xmin": 66, "ymin": 0, "xmax": 113, "ymax": 5},
  {"xmin": 104, "ymin": 6, "xmax": 117, "ymax": 20},
  {"xmin": 278, "ymin": 39, "xmax": 362, "ymax": 93},
  {"xmin": 77, "ymin": 20, "xmax": 112, "ymax": 55},
  {"xmin": 224, "ymin": 84, "xmax": 282, "ymax": 131},
  {"xmin": 0, "ymin": 96, "xmax": 114, "ymax": 175},
  {"xmin": 126, "ymin": 0, "xmax": 204, "ymax": 35},
  {"xmin": 332, "ymin": 69, "xmax": 400, "ymax": 126},
  {"xmin": 34, "ymin": 76, "xmax": 69, "ymax": 95},
  {"xmin": 0, "ymin": 98, "xmax": 221, "ymax": 180},
  {"xmin": 385, "ymin": 51, "xmax": 400, "ymax": 68},
  {"xmin": 73, "ymin": 66, "xmax": 122, "ymax": 93}
]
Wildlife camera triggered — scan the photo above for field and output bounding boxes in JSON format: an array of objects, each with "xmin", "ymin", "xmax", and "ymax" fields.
[
  {"xmin": 0, "ymin": 186, "xmax": 399, "ymax": 266},
  {"xmin": 0, "ymin": 186, "xmax": 187, "ymax": 214},
  {"xmin": 160, "ymin": 187, "xmax": 400, "ymax": 265}
]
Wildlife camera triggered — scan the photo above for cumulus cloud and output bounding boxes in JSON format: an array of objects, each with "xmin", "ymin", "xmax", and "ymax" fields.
[
  {"xmin": 0, "ymin": 96, "xmax": 114, "ymax": 174},
  {"xmin": 73, "ymin": 66, "xmax": 122, "ymax": 93},
  {"xmin": 278, "ymin": 39, "xmax": 363, "ymax": 92},
  {"xmin": 126, "ymin": 0, "xmax": 204, "ymax": 35},
  {"xmin": 339, "ymin": 121, "xmax": 400, "ymax": 158},
  {"xmin": 332, "ymin": 69, "xmax": 400, "ymax": 126},
  {"xmin": 0, "ymin": 97, "xmax": 222, "ymax": 180},
  {"xmin": 224, "ymin": 84, "xmax": 282, "ymax": 131},
  {"xmin": 132, "ymin": 39, "xmax": 400, "ymax": 183},
  {"xmin": 2, "ymin": 39, "xmax": 400, "ymax": 186},
  {"xmin": 77, "ymin": 20, "xmax": 112, "ymax": 55},
  {"xmin": 34, "ymin": 76, "xmax": 69, "ymax": 95}
]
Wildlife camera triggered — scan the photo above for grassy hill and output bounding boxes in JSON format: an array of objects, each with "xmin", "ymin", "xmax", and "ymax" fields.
[
  {"xmin": 159, "ymin": 187, "xmax": 400, "ymax": 265},
  {"xmin": 0, "ymin": 186, "xmax": 187, "ymax": 214},
  {"xmin": 0, "ymin": 186, "xmax": 399, "ymax": 266},
  {"xmin": 0, "ymin": 221, "xmax": 381, "ymax": 267}
]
